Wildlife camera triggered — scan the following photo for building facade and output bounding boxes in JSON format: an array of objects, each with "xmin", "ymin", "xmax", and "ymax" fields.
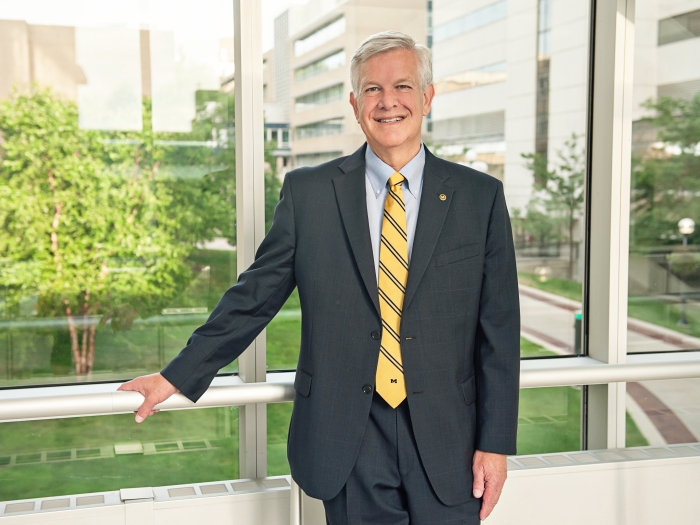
[{"xmin": 284, "ymin": 0, "xmax": 427, "ymax": 168}]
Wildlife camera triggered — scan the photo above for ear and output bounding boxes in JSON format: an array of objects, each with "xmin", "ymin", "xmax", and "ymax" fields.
[
  {"xmin": 422, "ymin": 83, "xmax": 435, "ymax": 116},
  {"xmin": 349, "ymin": 91, "xmax": 360, "ymax": 122}
]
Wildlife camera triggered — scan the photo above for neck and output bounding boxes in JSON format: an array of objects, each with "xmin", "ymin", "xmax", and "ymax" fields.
[{"xmin": 368, "ymin": 139, "xmax": 422, "ymax": 172}]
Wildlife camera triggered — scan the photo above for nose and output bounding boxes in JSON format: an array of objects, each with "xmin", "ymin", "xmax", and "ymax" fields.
[{"xmin": 378, "ymin": 90, "xmax": 399, "ymax": 110}]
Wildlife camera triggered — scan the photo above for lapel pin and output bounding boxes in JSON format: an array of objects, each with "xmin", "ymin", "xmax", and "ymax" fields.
[{"xmin": 439, "ymin": 194, "xmax": 447, "ymax": 201}]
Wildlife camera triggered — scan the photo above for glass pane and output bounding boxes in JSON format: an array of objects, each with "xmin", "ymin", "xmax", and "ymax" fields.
[
  {"xmin": 0, "ymin": 407, "xmax": 239, "ymax": 501},
  {"xmin": 517, "ymin": 386, "xmax": 581, "ymax": 455},
  {"xmin": 627, "ymin": 0, "xmax": 700, "ymax": 353},
  {"xmin": 626, "ymin": 379, "xmax": 700, "ymax": 447},
  {"xmin": 0, "ymin": 1, "xmax": 238, "ymax": 385},
  {"xmin": 262, "ymin": 0, "xmax": 591, "ymax": 369},
  {"xmin": 267, "ymin": 402, "xmax": 293, "ymax": 476}
]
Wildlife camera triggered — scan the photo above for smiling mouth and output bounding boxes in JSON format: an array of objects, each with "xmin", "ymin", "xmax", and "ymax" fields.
[{"xmin": 376, "ymin": 116, "xmax": 405, "ymax": 123}]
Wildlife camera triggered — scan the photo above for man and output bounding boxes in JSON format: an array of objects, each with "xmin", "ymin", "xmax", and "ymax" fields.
[{"xmin": 119, "ymin": 31, "xmax": 520, "ymax": 524}]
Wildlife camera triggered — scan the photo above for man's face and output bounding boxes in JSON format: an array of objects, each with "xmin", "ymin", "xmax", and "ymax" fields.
[{"xmin": 350, "ymin": 48, "xmax": 434, "ymax": 154}]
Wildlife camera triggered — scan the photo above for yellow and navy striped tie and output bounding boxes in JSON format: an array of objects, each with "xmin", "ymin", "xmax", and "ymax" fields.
[{"xmin": 376, "ymin": 172, "xmax": 409, "ymax": 409}]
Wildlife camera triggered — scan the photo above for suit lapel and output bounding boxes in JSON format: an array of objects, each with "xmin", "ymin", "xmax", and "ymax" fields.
[
  {"xmin": 333, "ymin": 144, "xmax": 381, "ymax": 317},
  {"xmin": 403, "ymin": 149, "xmax": 453, "ymax": 312}
]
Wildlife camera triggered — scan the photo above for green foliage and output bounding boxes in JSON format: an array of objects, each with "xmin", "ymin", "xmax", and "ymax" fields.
[
  {"xmin": 521, "ymin": 134, "xmax": 586, "ymax": 279},
  {"xmin": 0, "ymin": 85, "xmax": 249, "ymax": 373},
  {"xmin": 631, "ymin": 94, "xmax": 700, "ymax": 246}
]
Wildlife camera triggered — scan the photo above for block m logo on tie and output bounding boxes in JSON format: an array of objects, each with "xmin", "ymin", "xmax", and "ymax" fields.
[{"xmin": 376, "ymin": 172, "xmax": 408, "ymax": 408}]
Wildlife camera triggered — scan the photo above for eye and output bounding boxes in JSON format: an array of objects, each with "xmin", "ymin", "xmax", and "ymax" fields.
[
  {"xmin": 365, "ymin": 86, "xmax": 380, "ymax": 93},
  {"xmin": 397, "ymin": 85, "xmax": 411, "ymax": 90}
]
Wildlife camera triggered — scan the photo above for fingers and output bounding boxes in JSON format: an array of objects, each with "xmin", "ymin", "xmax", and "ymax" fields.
[
  {"xmin": 479, "ymin": 478, "xmax": 504, "ymax": 520},
  {"xmin": 135, "ymin": 397, "xmax": 157, "ymax": 423},
  {"xmin": 473, "ymin": 450, "xmax": 507, "ymax": 520},
  {"xmin": 118, "ymin": 373, "xmax": 178, "ymax": 423},
  {"xmin": 472, "ymin": 461, "xmax": 485, "ymax": 499},
  {"xmin": 117, "ymin": 380, "xmax": 137, "ymax": 392}
]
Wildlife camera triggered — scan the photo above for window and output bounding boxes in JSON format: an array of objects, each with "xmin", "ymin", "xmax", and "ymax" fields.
[
  {"xmin": 0, "ymin": 2, "xmax": 237, "ymax": 385},
  {"xmin": 431, "ymin": 0, "xmax": 590, "ymax": 358},
  {"xmin": 295, "ymin": 118, "xmax": 344, "ymax": 140},
  {"xmin": 433, "ymin": 61, "xmax": 507, "ymax": 95},
  {"xmin": 294, "ymin": 83, "xmax": 344, "ymax": 112},
  {"xmin": 3, "ymin": 0, "xmax": 700, "ymax": 512},
  {"xmin": 0, "ymin": 408, "xmax": 239, "ymax": 501},
  {"xmin": 628, "ymin": 0, "xmax": 700, "ymax": 354},
  {"xmin": 433, "ymin": 0, "xmax": 507, "ymax": 43},
  {"xmin": 295, "ymin": 151, "xmax": 343, "ymax": 168},
  {"xmin": 0, "ymin": 0, "xmax": 240, "ymax": 500},
  {"xmin": 294, "ymin": 16, "xmax": 346, "ymax": 57},
  {"xmin": 295, "ymin": 50, "xmax": 346, "ymax": 82},
  {"xmin": 658, "ymin": 8, "xmax": 700, "ymax": 46}
]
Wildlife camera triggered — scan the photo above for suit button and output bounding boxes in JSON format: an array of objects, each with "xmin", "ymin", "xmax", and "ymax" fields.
[
  {"xmin": 371, "ymin": 331, "xmax": 381, "ymax": 340},
  {"xmin": 362, "ymin": 385, "xmax": 373, "ymax": 394}
]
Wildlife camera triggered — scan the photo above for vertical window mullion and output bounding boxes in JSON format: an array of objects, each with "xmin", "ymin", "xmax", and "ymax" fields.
[
  {"xmin": 234, "ymin": 0, "xmax": 267, "ymax": 479},
  {"xmin": 584, "ymin": 0, "xmax": 636, "ymax": 449}
]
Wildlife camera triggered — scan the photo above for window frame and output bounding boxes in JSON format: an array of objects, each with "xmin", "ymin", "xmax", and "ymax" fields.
[{"xmin": 1, "ymin": 0, "xmax": 699, "ymax": 493}]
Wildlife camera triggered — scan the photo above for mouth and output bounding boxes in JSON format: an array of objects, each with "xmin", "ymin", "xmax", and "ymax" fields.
[{"xmin": 375, "ymin": 116, "xmax": 406, "ymax": 123}]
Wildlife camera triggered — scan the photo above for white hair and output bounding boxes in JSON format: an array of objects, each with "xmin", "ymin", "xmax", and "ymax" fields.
[{"xmin": 350, "ymin": 31, "xmax": 433, "ymax": 95}]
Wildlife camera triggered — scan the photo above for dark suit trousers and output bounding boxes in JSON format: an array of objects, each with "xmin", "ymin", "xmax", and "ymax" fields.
[{"xmin": 323, "ymin": 395, "xmax": 481, "ymax": 525}]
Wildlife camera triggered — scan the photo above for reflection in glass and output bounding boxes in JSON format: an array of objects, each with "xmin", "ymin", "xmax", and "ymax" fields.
[
  {"xmin": 433, "ymin": 62, "xmax": 507, "ymax": 95},
  {"xmin": 627, "ymin": 0, "xmax": 700, "ymax": 353},
  {"xmin": 0, "ymin": 2, "xmax": 238, "ymax": 386},
  {"xmin": 0, "ymin": 407, "xmax": 239, "ymax": 502},
  {"xmin": 626, "ymin": 379, "xmax": 700, "ymax": 447}
]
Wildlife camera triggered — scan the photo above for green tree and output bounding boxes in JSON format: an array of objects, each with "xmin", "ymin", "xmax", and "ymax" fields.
[
  {"xmin": 522, "ymin": 134, "xmax": 586, "ymax": 280},
  {"xmin": 630, "ymin": 94, "xmax": 700, "ymax": 247},
  {"xmin": 0, "ymin": 86, "xmax": 239, "ymax": 375}
]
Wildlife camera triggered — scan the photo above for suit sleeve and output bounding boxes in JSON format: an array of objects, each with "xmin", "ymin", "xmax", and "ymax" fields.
[
  {"xmin": 161, "ymin": 173, "xmax": 297, "ymax": 402},
  {"xmin": 474, "ymin": 180, "xmax": 521, "ymax": 455}
]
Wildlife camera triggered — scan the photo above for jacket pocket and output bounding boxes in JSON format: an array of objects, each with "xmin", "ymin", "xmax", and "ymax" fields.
[
  {"xmin": 294, "ymin": 368, "xmax": 312, "ymax": 397},
  {"xmin": 434, "ymin": 243, "xmax": 480, "ymax": 267},
  {"xmin": 461, "ymin": 375, "xmax": 476, "ymax": 406}
]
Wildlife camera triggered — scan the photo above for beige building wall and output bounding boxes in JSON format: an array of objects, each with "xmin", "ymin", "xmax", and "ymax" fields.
[
  {"xmin": 288, "ymin": 0, "xmax": 427, "ymax": 166},
  {"xmin": 0, "ymin": 20, "xmax": 86, "ymax": 101}
]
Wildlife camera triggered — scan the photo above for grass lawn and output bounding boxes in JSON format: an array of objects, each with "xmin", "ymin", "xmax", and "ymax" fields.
[
  {"xmin": 0, "ymin": 408, "xmax": 239, "ymax": 502},
  {"xmin": 628, "ymin": 296, "xmax": 700, "ymax": 339},
  {"xmin": 519, "ymin": 272, "xmax": 699, "ymax": 340},
  {"xmin": 518, "ymin": 272, "xmax": 582, "ymax": 301}
]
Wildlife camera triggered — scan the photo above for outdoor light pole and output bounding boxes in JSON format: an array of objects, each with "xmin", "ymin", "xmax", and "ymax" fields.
[{"xmin": 677, "ymin": 218, "xmax": 696, "ymax": 326}]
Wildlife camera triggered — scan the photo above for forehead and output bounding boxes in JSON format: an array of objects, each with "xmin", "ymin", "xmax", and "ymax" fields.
[{"xmin": 358, "ymin": 48, "xmax": 420, "ymax": 85}]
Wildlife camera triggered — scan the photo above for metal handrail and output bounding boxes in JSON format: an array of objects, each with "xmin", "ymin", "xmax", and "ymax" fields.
[{"xmin": 1, "ymin": 355, "xmax": 700, "ymax": 423}]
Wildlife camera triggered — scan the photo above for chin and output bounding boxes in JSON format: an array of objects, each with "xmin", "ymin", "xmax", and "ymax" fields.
[{"xmin": 372, "ymin": 131, "xmax": 409, "ymax": 148}]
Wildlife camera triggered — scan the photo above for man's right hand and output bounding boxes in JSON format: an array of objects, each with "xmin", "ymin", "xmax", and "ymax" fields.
[{"xmin": 117, "ymin": 373, "xmax": 179, "ymax": 423}]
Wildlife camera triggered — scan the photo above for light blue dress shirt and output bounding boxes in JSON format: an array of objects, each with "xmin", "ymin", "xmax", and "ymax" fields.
[{"xmin": 365, "ymin": 143, "xmax": 425, "ymax": 281}]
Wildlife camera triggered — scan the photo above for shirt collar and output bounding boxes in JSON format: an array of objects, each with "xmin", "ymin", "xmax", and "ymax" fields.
[{"xmin": 365, "ymin": 143, "xmax": 425, "ymax": 200}]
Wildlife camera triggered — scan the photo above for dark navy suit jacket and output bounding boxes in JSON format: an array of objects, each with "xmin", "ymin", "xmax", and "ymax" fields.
[{"xmin": 162, "ymin": 144, "xmax": 521, "ymax": 506}]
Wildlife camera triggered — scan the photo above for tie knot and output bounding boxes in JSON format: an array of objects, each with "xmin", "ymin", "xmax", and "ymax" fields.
[{"xmin": 388, "ymin": 172, "xmax": 405, "ymax": 188}]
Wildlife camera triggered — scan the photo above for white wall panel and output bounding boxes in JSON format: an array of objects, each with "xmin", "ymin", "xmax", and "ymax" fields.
[
  {"xmin": 488, "ymin": 453, "xmax": 700, "ymax": 525},
  {"xmin": 656, "ymin": 39, "xmax": 700, "ymax": 85}
]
